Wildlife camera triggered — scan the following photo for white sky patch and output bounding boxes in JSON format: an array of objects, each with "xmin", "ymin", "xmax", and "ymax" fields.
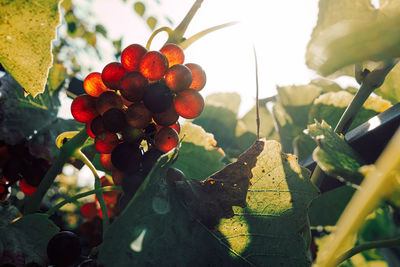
[{"xmin": 130, "ymin": 228, "xmax": 148, "ymax": 253}]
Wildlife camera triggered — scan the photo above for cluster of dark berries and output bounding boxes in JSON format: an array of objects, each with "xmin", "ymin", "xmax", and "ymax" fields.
[
  {"xmin": 70, "ymin": 43, "xmax": 206, "ymax": 208},
  {"xmin": 0, "ymin": 141, "xmax": 50, "ymax": 199}
]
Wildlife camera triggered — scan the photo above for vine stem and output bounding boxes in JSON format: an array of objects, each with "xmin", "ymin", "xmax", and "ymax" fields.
[
  {"xmin": 253, "ymin": 45, "xmax": 260, "ymax": 140},
  {"xmin": 336, "ymin": 237, "xmax": 400, "ymax": 264},
  {"xmin": 310, "ymin": 60, "xmax": 397, "ymax": 187},
  {"xmin": 46, "ymin": 186, "xmax": 122, "ymax": 216},
  {"xmin": 23, "ymin": 129, "xmax": 89, "ymax": 214},
  {"xmin": 75, "ymin": 150, "xmax": 110, "ymax": 236}
]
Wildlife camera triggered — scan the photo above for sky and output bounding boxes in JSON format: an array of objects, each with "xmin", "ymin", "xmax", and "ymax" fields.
[{"xmin": 88, "ymin": 0, "xmax": 321, "ymax": 116}]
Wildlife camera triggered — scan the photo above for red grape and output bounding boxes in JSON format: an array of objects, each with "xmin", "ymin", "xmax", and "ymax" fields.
[
  {"xmin": 101, "ymin": 176, "xmax": 120, "ymax": 204},
  {"xmin": 185, "ymin": 63, "xmax": 206, "ymax": 91},
  {"xmin": 83, "ymin": 72, "xmax": 111, "ymax": 97},
  {"xmin": 102, "ymin": 108, "xmax": 127, "ymax": 133},
  {"xmin": 121, "ymin": 44, "xmax": 147, "ymax": 71},
  {"xmin": 102, "ymin": 62, "xmax": 128, "ymax": 90},
  {"xmin": 81, "ymin": 202, "xmax": 98, "ymax": 220},
  {"xmin": 152, "ymin": 104, "xmax": 178, "ymax": 126},
  {"xmin": 139, "ymin": 51, "xmax": 168, "ymax": 81},
  {"xmin": 71, "ymin": 95, "xmax": 98, "ymax": 123},
  {"xmin": 112, "ymin": 170, "xmax": 124, "ymax": 186},
  {"xmin": 174, "ymin": 89, "xmax": 204, "ymax": 119},
  {"xmin": 165, "ymin": 64, "xmax": 192, "ymax": 92},
  {"xmin": 160, "ymin": 43, "xmax": 184, "ymax": 67},
  {"xmin": 86, "ymin": 123, "xmax": 96, "ymax": 138},
  {"xmin": 19, "ymin": 179, "xmax": 37, "ymax": 195},
  {"xmin": 95, "ymin": 133, "xmax": 119, "ymax": 153},
  {"xmin": 154, "ymin": 127, "xmax": 179, "ymax": 153},
  {"xmin": 111, "ymin": 142, "xmax": 142, "ymax": 172},
  {"xmin": 142, "ymin": 82, "xmax": 173, "ymax": 113},
  {"xmin": 119, "ymin": 72, "xmax": 148, "ymax": 102},
  {"xmin": 90, "ymin": 116, "xmax": 106, "ymax": 136},
  {"xmin": 96, "ymin": 91, "xmax": 123, "ymax": 115},
  {"xmin": 126, "ymin": 103, "xmax": 152, "ymax": 129},
  {"xmin": 156, "ymin": 121, "xmax": 180, "ymax": 134},
  {"xmin": 100, "ymin": 153, "xmax": 116, "ymax": 172}
]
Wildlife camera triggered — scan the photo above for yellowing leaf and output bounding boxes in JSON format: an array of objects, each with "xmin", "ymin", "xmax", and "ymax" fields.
[
  {"xmin": 375, "ymin": 62, "xmax": 400, "ymax": 104},
  {"xmin": 134, "ymin": 2, "xmax": 145, "ymax": 17},
  {"xmin": 146, "ymin": 16, "xmax": 157, "ymax": 30},
  {"xmin": 0, "ymin": 0, "xmax": 61, "ymax": 96}
]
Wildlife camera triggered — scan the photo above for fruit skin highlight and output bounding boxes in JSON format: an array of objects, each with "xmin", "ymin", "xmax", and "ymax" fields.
[{"xmin": 174, "ymin": 89, "xmax": 205, "ymax": 119}]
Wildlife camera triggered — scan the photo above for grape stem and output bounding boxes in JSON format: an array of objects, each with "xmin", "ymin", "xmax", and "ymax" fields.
[
  {"xmin": 23, "ymin": 129, "xmax": 89, "ymax": 214},
  {"xmin": 336, "ymin": 237, "xmax": 400, "ymax": 264},
  {"xmin": 311, "ymin": 60, "xmax": 398, "ymax": 187},
  {"xmin": 46, "ymin": 186, "xmax": 122, "ymax": 216},
  {"xmin": 75, "ymin": 150, "xmax": 110, "ymax": 237}
]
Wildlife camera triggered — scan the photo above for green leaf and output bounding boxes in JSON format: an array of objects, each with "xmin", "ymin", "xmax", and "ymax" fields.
[
  {"xmin": 0, "ymin": 0, "xmax": 61, "ymax": 96},
  {"xmin": 172, "ymin": 123, "xmax": 225, "ymax": 180},
  {"xmin": 193, "ymin": 93, "xmax": 241, "ymax": 157},
  {"xmin": 308, "ymin": 91, "xmax": 392, "ymax": 131},
  {"xmin": 0, "ymin": 212, "xmax": 59, "ymax": 266},
  {"xmin": 306, "ymin": 0, "xmax": 400, "ymax": 76},
  {"xmin": 0, "ymin": 204, "xmax": 20, "ymax": 228},
  {"xmin": 134, "ymin": 2, "xmax": 146, "ymax": 17},
  {"xmin": 375, "ymin": 63, "xmax": 400, "ymax": 104},
  {"xmin": 309, "ymin": 186, "xmax": 356, "ymax": 226},
  {"xmin": 98, "ymin": 140, "xmax": 318, "ymax": 266},
  {"xmin": 293, "ymin": 133, "xmax": 316, "ymax": 162},
  {"xmin": 306, "ymin": 121, "xmax": 364, "ymax": 183},
  {"xmin": 146, "ymin": 16, "xmax": 157, "ymax": 31},
  {"xmin": 47, "ymin": 63, "xmax": 67, "ymax": 92},
  {"xmin": 95, "ymin": 24, "xmax": 107, "ymax": 37}
]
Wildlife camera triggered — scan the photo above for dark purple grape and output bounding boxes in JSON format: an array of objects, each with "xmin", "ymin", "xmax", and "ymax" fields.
[
  {"xmin": 142, "ymin": 82, "xmax": 173, "ymax": 113},
  {"xmin": 121, "ymin": 170, "xmax": 146, "ymax": 197},
  {"xmin": 102, "ymin": 108, "xmax": 127, "ymax": 133},
  {"xmin": 142, "ymin": 148, "xmax": 164, "ymax": 176},
  {"xmin": 111, "ymin": 142, "xmax": 142, "ymax": 172},
  {"xmin": 90, "ymin": 116, "xmax": 105, "ymax": 136},
  {"xmin": 47, "ymin": 231, "xmax": 81, "ymax": 267}
]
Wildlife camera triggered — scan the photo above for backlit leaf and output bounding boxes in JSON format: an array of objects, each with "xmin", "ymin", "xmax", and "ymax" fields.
[{"xmin": 134, "ymin": 2, "xmax": 146, "ymax": 17}]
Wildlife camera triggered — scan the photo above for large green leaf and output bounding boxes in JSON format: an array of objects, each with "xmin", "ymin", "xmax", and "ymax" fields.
[
  {"xmin": 98, "ymin": 140, "xmax": 319, "ymax": 266},
  {"xmin": 375, "ymin": 63, "xmax": 400, "ymax": 104},
  {"xmin": 0, "ymin": 0, "xmax": 61, "ymax": 96},
  {"xmin": 308, "ymin": 91, "xmax": 392, "ymax": 131},
  {"xmin": 307, "ymin": 121, "xmax": 364, "ymax": 184},
  {"xmin": 173, "ymin": 122, "xmax": 225, "ymax": 180},
  {"xmin": 306, "ymin": 0, "xmax": 400, "ymax": 76},
  {"xmin": 309, "ymin": 186, "xmax": 356, "ymax": 226},
  {"xmin": 0, "ymin": 206, "xmax": 59, "ymax": 266}
]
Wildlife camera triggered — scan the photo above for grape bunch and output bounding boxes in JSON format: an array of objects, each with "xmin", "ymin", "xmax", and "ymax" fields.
[{"xmin": 71, "ymin": 43, "xmax": 206, "ymax": 209}]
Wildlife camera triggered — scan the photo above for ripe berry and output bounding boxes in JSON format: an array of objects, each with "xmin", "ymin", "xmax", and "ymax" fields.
[
  {"xmin": 71, "ymin": 95, "xmax": 98, "ymax": 123},
  {"xmin": 95, "ymin": 133, "xmax": 119, "ymax": 153},
  {"xmin": 85, "ymin": 123, "xmax": 96, "ymax": 138},
  {"xmin": 165, "ymin": 64, "xmax": 192, "ymax": 92},
  {"xmin": 119, "ymin": 71, "xmax": 148, "ymax": 102},
  {"xmin": 121, "ymin": 44, "xmax": 147, "ymax": 71},
  {"xmin": 100, "ymin": 153, "xmax": 116, "ymax": 172},
  {"xmin": 102, "ymin": 108, "xmax": 127, "ymax": 133},
  {"xmin": 89, "ymin": 116, "xmax": 106, "ymax": 136},
  {"xmin": 155, "ymin": 121, "xmax": 180, "ymax": 134},
  {"xmin": 81, "ymin": 202, "xmax": 98, "ymax": 221},
  {"xmin": 19, "ymin": 179, "xmax": 37, "ymax": 195},
  {"xmin": 126, "ymin": 103, "xmax": 152, "ymax": 129},
  {"xmin": 47, "ymin": 231, "xmax": 81, "ymax": 267},
  {"xmin": 96, "ymin": 91, "xmax": 123, "ymax": 115},
  {"xmin": 185, "ymin": 63, "xmax": 206, "ymax": 91},
  {"xmin": 154, "ymin": 127, "xmax": 179, "ymax": 153},
  {"xmin": 111, "ymin": 142, "xmax": 142, "ymax": 172},
  {"xmin": 83, "ymin": 72, "xmax": 111, "ymax": 97},
  {"xmin": 139, "ymin": 51, "xmax": 168, "ymax": 81},
  {"xmin": 152, "ymin": 104, "xmax": 179, "ymax": 127},
  {"xmin": 112, "ymin": 170, "xmax": 124, "ymax": 186},
  {"xmin": 160, "ymin": 43, "xmax": 185, "ymax": 67},
  {"xmin": 101, "ymin": 176, "xmax": 120, "ymax": 204},
  {"xmin": 101, "ymin": 62, "xmax": 128, "ymax": 90},
  {"xmin": 174, "ymin": 89, "xmax": 204, "ymax": 119},
  {"xmin": 142, "ymin": 82, "xmax": 173, "ymax": 113},
  {"xmin": 142, "ymin": 148, "xmax": 164, "ymax": 175}
]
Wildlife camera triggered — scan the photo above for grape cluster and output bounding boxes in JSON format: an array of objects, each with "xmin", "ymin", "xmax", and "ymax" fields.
[
  {"xmin": 71, "ymin": 43, "xmax": 206, "ymax": 208},
  {"xmin": 0, "ymin": 141, "xmax": 50, "ymax": 199}
]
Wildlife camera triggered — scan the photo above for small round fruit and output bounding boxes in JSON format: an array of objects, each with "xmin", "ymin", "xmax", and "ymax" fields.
[
  {"xmin": 71, "ymin": 95, "xmax": 98, "ymax": 123},
  {"xmin": 111, "ymin": 142, "xmax": 142, "ymax": 172},
  {"xmin": 185, "ymin": 63, "xmax": 206, "ymax": 91},
  {"xmin": 126, "ymin": 103, "xmax": 152, "ymax": 129},
  {"xmin": 139, "ymin": 51, "xmax": 168, "ymax": 81},
  {"xmin": 121, "ymin": 44, "xmax": 147, "ymax": 71},
  {"xmin": 165, "ymin": 64, "xmax": 192, "ymax": 92},
  {"xmin": 85, "ymin": 123, "xmax": 96, "ymax": 138},
  {"xmin": 95, "ymin": 133, "xmax": 119, "ymax": 153},
  {"xmin": 47, "ymin": 231, "xmax": 81, "ymax": 267},
  {"xmin": 160, "ymin": 43, "xmax": 184, "ymax": 67},
  {"xmin": 89, "ymin": 116, "xmax": 105, "ymax": 136},
  {"xmin": 101, "ymin": 62, "xmax": 128, "ymax": 90},
  {"xmin": 174, "ymin": 89, "xmax": 204, "ymax": 119},
  {"xmin": 119, "ymin": 71, "xmax": 148, "ymax": 102},
  {"xmin": 155, "ymin": 121, "xmax": 180, "ymax": 134},
  {"xmin": 19, "ymin": 179, "xmax": 37, "ymax": 195},
  {"xmin": 102, "ymin": 108, "xmax": 127, "ymax": 133},
  {"xmin": 96, "ymin": 91, "xmax": 123, "ymax": 115},
  {"xmin": 152, "ymin": 105, "xmax": 178, "ymax": 127},
  {"xmin": 154, "ymin": 127, "xmax": 179, "ymax": 153},
  {"xmin": 100, "ymin": 153, "xmax": 116, "ymax": 172},
  {"xmin": 80, "ymin": 202, "xmax": 98, "ymax": 220},
  {"xmin": 142, "ymin": 82, "xmax": 173, "ymax": 113},
  {"xmin": 83, "ymin": 72, "xmax": 111, "ymax": 97},
  {"xmin": 142, "ymin": 148, "xmax": 164, "ymax": 175}
]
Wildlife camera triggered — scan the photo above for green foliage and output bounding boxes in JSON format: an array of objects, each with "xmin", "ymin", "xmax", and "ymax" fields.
[
  {"xmin": 306, "ymin": 121, "xmax": 364, "ymax": 184},
  {"xmin": 98, "ymin": 140, "xmax": 318, "ymax": 266},
  {"xmin": 0, "ymin": 0, "xmax": 61, "ymax": 96},
  {"xmin": 375, "ymin": 63, "xmax": 400, "ymax": 104},
  {"xmin": 0, "ymin": 204, "xmax": 59, "ymax": 266}
]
